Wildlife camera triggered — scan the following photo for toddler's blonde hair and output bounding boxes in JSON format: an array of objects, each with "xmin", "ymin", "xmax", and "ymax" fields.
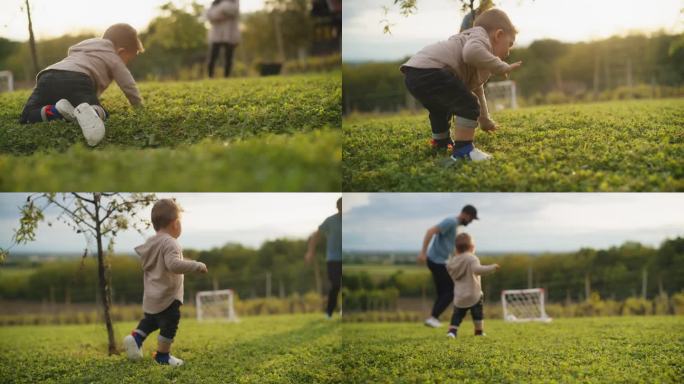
[
  {"xmin": 455, "ymin": 233, "xmax": 474, "ymax": 254},
  {"xmin": 473, "ymin": 8, "xmax": 517, "ymax": 35},
  {"xmin": 103, "ymin": 23, "xmax": 145, "ymax": 54},
  {"xmin": 151, "ymin": 198, "xmax": 183, "ymax": 231}
]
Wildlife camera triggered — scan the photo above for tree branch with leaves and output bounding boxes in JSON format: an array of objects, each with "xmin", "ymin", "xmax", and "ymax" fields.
[{"xmin": 2, "ymin": 193, "xmax": 156, "ymax": 355}]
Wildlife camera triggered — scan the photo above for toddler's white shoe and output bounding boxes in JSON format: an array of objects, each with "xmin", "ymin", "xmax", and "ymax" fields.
[
  {"xmin": 166, "ymin": 355, "xmax": 185, "ymax": 367},
  {"xmin": 451, "ymin": 146, "xmax": 493, "ymax": 162},
  {"xmin": 122, "ymin": 335, "xmax": 142, "ymax": 361},
  {"xmin": 55, "ymin": 99, "xmax": 76, "ymax": 122},
  {"xmin": 74, "ymin": 102, "xmax": 105, "ymax": 146}
]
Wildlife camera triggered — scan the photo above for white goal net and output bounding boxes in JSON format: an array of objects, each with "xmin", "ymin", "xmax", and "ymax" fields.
[
  {"xmin": 501, "ymin": 288, "xmax": 552, "ymax": 322},
  {"xmin": 0, "ymin": 71, "xmax": 14, "ymax": 93},
  {"xmin": 196, "ymin": 289, "xmax": 239, "ymax": 322},
  {"xmin": 485, "ymin": 80, "xmax": 518, "ymax": 111}
]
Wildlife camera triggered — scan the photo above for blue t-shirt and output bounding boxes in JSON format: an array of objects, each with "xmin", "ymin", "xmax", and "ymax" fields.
[
  {"xmin": 319, "ymin": 213, "xmax": 342, "ymax": 262},
  {"xmin": 460, "ymin": 10, "xmax": 475, "ymax": 32},
  {"xmin": 427, "ymin": 217, "xmax": 460, "ymax": 264}
]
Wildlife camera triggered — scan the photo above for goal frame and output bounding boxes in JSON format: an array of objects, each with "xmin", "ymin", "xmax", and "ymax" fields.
[
  {"xmin": 0, "ymin": 71, "xmax": 14, "ymax": 93},
  {"xmin": 501, "ymin": 288, "xmax": 552, "ymax": 323},
  {"xmin": 485, "ymin": 80, "xmax": 518, "ymax": 111},
  {"xmin": 196, "ymin": 289, "xmax": 239, "ymax": 322}
]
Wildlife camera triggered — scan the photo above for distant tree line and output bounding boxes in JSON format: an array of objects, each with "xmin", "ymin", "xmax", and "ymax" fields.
[
  {"xmin": 0, "ymin": 238, "xmax": 328, "ymax": 304},
  {"xmin": 344, "ymin": 238, "xmax": 684, "ymax": 303},
  {"xmin": 342, "ymin": 33, "xmax": 684, "ymax": 113},
  {"xmin": 0, "ymin": 0, "xmax": 338, "ymax": 84}
]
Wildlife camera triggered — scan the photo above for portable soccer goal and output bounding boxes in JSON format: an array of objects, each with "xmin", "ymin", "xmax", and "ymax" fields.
[
  {"xmin": 485, "ymin": 80, "xmax": 518, "ymax": 111},
  {"xmin": 501, "ymin": 288, "xmax": 552, "ymax": 322},
  {"xmin": 0, "ymin": 71, "xmax": 14, "ymax": 93},
  {"xmin": 196, "ymin": 289, "xmax": 239, "ymax": 322}
]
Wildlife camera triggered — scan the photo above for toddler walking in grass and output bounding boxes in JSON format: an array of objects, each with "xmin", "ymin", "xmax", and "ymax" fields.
[
  {"xmin": 401, "ymin": 8, "xmax": 522, "ymax": 162},
  {"xmin": 123, "ymin": 198, "xmax": 208, "ymax": 366},
  {"xmin": 19, "ymin": 23, "xmax": 144, "ymax": 146},
  {"xmin": 445, "ymin": 233, "xmax": 499, "ymax": 337}
]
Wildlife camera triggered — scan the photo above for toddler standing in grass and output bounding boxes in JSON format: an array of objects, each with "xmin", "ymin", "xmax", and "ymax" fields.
[
  {"xmin": 445, "ymin": 233, "xmax": 499, "ymax": 337},
  {"xmin": 19, "ymin": 23, "xmax": 144, "ymax": 146},
  {"xmin": 123, "ymin": 198, "xmax": 208, "ymax": 366},
  {"xmin": 401, "ymin": 8, "xmax": 522, "ymax": 162}
]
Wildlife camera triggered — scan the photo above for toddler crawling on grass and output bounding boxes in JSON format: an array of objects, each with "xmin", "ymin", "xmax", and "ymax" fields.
[{"xmin": 19, "ymin": 23, "xmax": 144, "ymax": 146}]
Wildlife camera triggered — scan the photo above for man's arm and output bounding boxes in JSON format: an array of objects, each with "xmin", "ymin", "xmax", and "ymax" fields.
[
  {"xmin": 305, "ymin": 230, "xmax": 320, "ymax": 263},
  {"xmin": 418, "ymin": 226, "xmax": 440, "ymax": 263}
]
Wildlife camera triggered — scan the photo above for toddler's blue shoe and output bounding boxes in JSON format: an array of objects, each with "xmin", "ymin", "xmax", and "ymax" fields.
[{"xmin": 450, "ymin": 144, "xmax": 493, "ymax": 162}]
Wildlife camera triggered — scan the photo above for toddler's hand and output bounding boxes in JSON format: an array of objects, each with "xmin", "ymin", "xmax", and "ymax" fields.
[
  {"xmin": 197, "ymin": 262, "xmax": 208, "ymax": 274},
  {"xmin": 479, "ymin": 117, "xmax": 497, "ymax": 133},
  {"xmin": 504, "ymin": 61, "xmax": 522, "ymax": 79}
]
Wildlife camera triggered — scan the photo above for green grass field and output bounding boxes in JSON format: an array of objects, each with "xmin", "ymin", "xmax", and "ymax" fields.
[
  {"xmin": 343, "ymin": 99, "xmax": 684, "ymax": 191},
  {"xmin": 0, "ymin": 72, "xmax": 341, "ymax": 191},
  {"xmin": 0, "ymin": 314, "xmax": 341, "ymax": 383},
  {"xmin": 344, "ymin": 264, "xmax": 426, "ymax": 281},
  {"xmin": 340, "ymin": 316, "xmax": 684, "ymax": 383},
  {"xmin": 1, "ymin": 314, "xmax": 682, "ymax": 383}
]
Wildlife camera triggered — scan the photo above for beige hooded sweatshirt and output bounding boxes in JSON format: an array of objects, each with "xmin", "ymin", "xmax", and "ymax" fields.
[
  {"xmin": 205, "ymin": 0, "xmax": 241, "ymax": 44},
  {"xmin": 446, "ymin": 251, "xmax": 497, "ymax": 308},
  {"xmin": 135, "ymin": 232, "xmax": 205, "ymax": 314},
  {"xmin": 41, "ymin": 38, "xmax": 142, "ymax": 106},
  {"xmin": 402, "ymin": 26, "xmax": 512, "ymax": 121}
]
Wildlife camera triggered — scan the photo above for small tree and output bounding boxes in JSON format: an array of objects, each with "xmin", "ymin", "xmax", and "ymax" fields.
[
  {"xmin": 6, "ymin": 193, "xmax": 156, "ymax": 355},
  {"xmin": 23, "ymin": 0, "xmax": 39, "ymax": 78}
]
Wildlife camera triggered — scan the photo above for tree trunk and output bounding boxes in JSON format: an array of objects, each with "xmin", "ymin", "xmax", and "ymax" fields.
[
  {"xmin": 265, "ymin": 271, "xmax": 272, "ymax": 298},
  {"xmin": 584, "ymin": 273, "xmax": 591, "ymax": 302},
  {"xmin": 25, "ymin": 0, "xmax": 39, "ymax": 79},
  {"xmin": 641, "ymin": 268, "xmax": 647, "ymax": 299},
  {"xmin": 527, "ymin": 264, "xmax": 533, "ymax": 289},
  {"xmin": 94, "ymin": 195, "xmax": 117, "ymax": 355},
  {"xmin": 593, "ymin": 55, "xmax": 600, "ymax": 94},
  {"xmin": 273, "ymin": 12, "xmax": 286, "ymax": 62}
]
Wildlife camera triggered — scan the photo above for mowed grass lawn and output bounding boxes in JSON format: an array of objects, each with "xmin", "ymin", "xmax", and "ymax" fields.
[
  {"xmin": 340, "ymin": 316, "xmax": 684, "ymax": 383},
  {"xmin": 343, "ymin": 99, "xmax": 683, "ymax": 191},
  {"xmin": 0, "ymin": 314, "xmax": 341, "ymax": 384},
  {"xmin": 0, "ymin": 72, "xmax": 341, "ymax": 191}
]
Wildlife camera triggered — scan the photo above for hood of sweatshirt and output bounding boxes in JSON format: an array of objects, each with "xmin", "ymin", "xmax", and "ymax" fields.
[
  {"xmin": 135, "ymin": 232, "xmax": 173, "ymax": 271},
  {"xmin": 446, "ymin": 252, "xmax": 473, "ymax": 280}
]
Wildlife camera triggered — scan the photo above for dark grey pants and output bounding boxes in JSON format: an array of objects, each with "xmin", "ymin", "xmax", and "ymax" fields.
[
  {"xmin": 427, "ymin": 258, "xmax": 454, "ymax": 318},
  {"xmin": 450, "ymin": 295, "xmax": 484, "ymax": 328},
  {"xmin": 20, "ymin": 70, "xmax": 104, "ymax": 124},
  {"xmin": 135, "ymin": 300, "xmax": 182, "ymax": 343},
  {"xmin": 403, "ymin": 66, "xmax": 480, "ymax": 139},
  {"xmin": 208, "ymin": 43, "xmax": 236, "ymax": 78},
  {"xmin": 326, "ymin": 261, "xmax": 342, "ymax": 316}
]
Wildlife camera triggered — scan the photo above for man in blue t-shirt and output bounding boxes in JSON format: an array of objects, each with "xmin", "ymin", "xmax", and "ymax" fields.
[
  {"xmin": 305, "ymin": 197, "xmax": 342, "ymax": 318},
  {"xmin": 418, "ymin": 204, "xmax": 478, "ymax": 328}
]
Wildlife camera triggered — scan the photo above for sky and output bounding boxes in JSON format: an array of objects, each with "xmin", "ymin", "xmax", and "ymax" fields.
[
  {"xmin": 0, "ymin": 0, "xmax": 267, "ymax": 41},
  {"xmin": 342, "ymin": 193, "xmax": 684, "ymax": 253},
  {"xmin": 0, "ymin": 193, "xmax": 341, "ymax": 254},
  {"xmin": 343, "ymin": 0, "xmax": 684, "ymax": 61}
]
